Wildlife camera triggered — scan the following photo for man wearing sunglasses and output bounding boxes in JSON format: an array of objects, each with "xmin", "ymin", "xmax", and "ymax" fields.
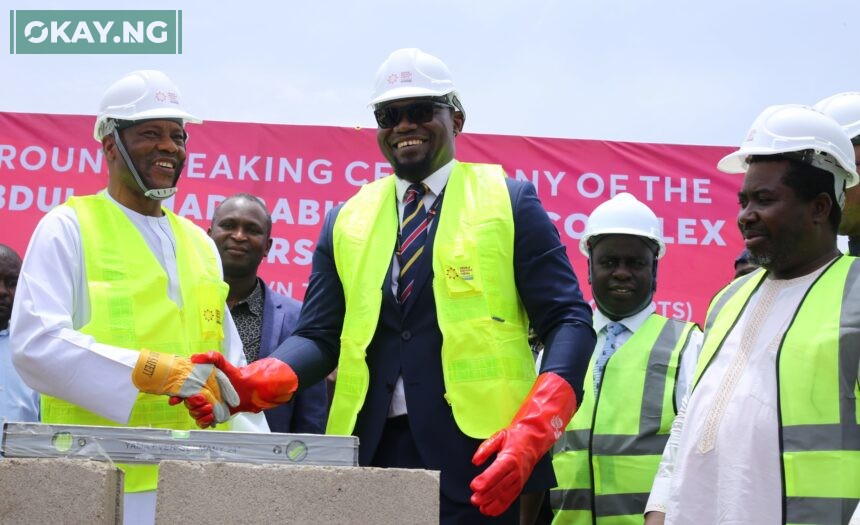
[{"xmin": 187, "ymin": 48, "xmax": 595, "ymax": 524}]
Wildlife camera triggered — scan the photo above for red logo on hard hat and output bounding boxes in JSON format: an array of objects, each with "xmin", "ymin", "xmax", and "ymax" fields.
[
  {"xmin": 387, "ymin": 74, "xmax": 398, "ymax": 85},
  {"xmin": 155, "ymin": 90, "xmax": 180, "ymax": 104},
  {"xmin": 400, "ymin": 72, "xmax": 412, "ymax": 83}
]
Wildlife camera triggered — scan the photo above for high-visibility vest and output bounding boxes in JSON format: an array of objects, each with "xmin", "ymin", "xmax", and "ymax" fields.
[
  {"xmin": 327, "ymin": 162, "xmax": 535, "ymax": 439},
  {"xmin": 693, "ymin": 256, "xmax": 860, "ymax": 525},
  {"xmin": 41, "ymin": 193, "xmax": 228, "ymax": 492},
  {"xmin": 551, "ymin": 315, "xmax": 697, "ymax": 525}
]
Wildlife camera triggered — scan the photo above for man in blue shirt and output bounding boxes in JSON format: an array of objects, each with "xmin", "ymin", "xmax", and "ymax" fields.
[{"xmin": 0, "ymin": 244, "xmax": 39, "ymax": 423}]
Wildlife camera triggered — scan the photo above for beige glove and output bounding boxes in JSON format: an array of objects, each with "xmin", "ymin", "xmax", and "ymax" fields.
[{"xmin": 132, "ymin": 349, "xmax": 239, "ymax": 424}]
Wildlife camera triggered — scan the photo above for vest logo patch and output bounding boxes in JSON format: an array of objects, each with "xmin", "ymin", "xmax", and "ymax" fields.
[
  {"xmin": 444, "ymin": 265, "xmax": 475, "ymax": 281},
  {"xmin": 203, "ymin": 308, "xmax": 222, "ymax": 325}
]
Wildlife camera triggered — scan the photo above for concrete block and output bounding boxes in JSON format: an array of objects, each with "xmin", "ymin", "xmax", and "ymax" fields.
[
  {"xmin": 156, "ymin": 461, "xmax": 439, "ymax": 524},
  {"xmin": 0, "ymin": 458, "xmax": 123, "ymax": 525}
]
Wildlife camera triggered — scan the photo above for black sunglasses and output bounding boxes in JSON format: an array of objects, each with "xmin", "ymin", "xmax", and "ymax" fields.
[{"xmin": 374, "ymin": 101, "xmax": 453, "ymax": 129}]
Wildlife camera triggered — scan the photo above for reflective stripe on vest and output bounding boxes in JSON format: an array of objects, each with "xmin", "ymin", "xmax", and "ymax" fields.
[
  {"xmin": 41, "ymin": 193, "xmax": 229, "ymax": 492},
  {"xmin": 551, "ymin": 315, "xmax": 697, "ymax": 524},
  {"xmin": 692, "ymin": 256, "xmax": 860, "ymax": 525},
  {"xmin": 328, "ymin": 162, "xmax": 533, "ymax": 438}
]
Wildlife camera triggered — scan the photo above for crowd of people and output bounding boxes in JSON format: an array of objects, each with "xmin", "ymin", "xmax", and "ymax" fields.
[{"xmin": 1, "ymin": 48, "xmax": 858, "ymax": 525}]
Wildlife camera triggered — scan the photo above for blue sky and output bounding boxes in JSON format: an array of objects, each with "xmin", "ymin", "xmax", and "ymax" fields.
[{"xmin": 1, "ymin": 0, "xmax": 858, "ymax": 146}]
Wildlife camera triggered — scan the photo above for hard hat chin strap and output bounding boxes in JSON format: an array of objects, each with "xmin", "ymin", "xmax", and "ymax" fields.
[
  {"xmin": 835, "ymin": 179, "xmax": 846, "ymax": 209},
  {"xmin": 143, "ymin": 187, "xmax": 179, "ymax": 200},
  {"xmin": 111, "ymin": 129, "xmax": 178, "ymax": 201}
]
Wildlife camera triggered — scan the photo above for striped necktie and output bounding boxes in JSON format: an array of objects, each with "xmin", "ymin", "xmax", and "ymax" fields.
[{"xmin": 398, "ymin": 183, "xmax": 430, "ymax": 306}]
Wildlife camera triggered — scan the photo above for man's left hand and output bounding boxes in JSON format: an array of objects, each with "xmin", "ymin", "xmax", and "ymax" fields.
[{"xmin": 470, "ymin": 372, "xmax": 577, "ymax": 516}]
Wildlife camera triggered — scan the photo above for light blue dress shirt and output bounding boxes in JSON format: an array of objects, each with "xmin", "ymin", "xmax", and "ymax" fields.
[{"xmin": 0, "ymin": 328, "xmax": 40, "ymax": 424}]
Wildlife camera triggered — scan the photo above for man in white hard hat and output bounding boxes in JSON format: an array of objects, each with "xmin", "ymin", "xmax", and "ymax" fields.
[
  {"xmin": 815, "ymin": 92, "xmax": 860, "ymax": 256},
  {"xmin": 10, "ymin": 70, "xmax": 267, "ymax": 525},
  {"xmin": 643, "ymin": 104, "xmax": 860, "ymax": 524},
  {"xmin": 186, "ymin": 48, "xmax": 596, "ymax": 523},
  {"xmin": 551, "ymin": 193, "xmax": 702, "ymax": 525}
]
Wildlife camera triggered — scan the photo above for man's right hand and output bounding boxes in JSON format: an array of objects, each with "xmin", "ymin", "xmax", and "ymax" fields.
[
  {"xmin": 172, "ymin": 352, "xmax": 299, "ymax": 428},
  {"xmin": 132, "ymin": 349, "xmax": 239, "ymax": 425}
]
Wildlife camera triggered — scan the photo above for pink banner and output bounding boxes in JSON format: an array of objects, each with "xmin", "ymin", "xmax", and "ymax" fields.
[{"xmin": 0, "ymin": 112, "xmax": 741, "ymax": 324}]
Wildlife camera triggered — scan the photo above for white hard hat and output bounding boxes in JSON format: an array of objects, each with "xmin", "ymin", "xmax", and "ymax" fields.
[
  {"xmin": 93, "ymin": 70, "xmax": 201, "ymax": 141},
  {"xmin": 579, "ymin": 192, "xmax": 666, "ymax": 259},
  {"xmin": 717, "ymin": 104, "xmax": 859, "ymax": 199},
  {"xmin": 814, "ymin": 92, "xmax": 860, "ymax": 141},
  {"xmin": 369, "ymin": 48, "xmax": 460, "ymax": 107}
]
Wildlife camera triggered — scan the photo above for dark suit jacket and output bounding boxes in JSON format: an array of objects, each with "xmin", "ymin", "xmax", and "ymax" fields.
[
  {"xmin": 271, "ymin": 172, "xmax": 595, "ymax": 502},
  {"xmin": 258, "ymin": 281, "xmax": 328, "ymax": 434}
]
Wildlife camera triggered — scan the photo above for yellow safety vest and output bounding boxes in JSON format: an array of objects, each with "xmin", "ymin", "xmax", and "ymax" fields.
[
  {"xmin": 327, "ymin": 162, "xmax": 535, "ymax": 439},
  {"xmin": 693, "ymin": 256, "xmax": 860, "ymax": 525},
  {"xmin": 551, "ymin": 315, "xmax": 697, "ymax": 525},
  {"xmin": 41, "ymin": 193, "xmax": 228, "ymax": 492}
]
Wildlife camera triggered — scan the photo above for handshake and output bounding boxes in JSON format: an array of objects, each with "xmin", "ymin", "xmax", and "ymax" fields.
[{"xmin": 131, "ymin": 349, "xmax": 298, "ymax": 428}]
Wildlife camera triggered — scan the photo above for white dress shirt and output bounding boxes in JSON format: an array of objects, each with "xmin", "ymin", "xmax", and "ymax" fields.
[
  {"xmin": 387, "ymin": 160, "xmax": 454, "ymax": 417},
  {"xmin": 646, "ymin": 263, "xmax": 860, "ymax": 523}
]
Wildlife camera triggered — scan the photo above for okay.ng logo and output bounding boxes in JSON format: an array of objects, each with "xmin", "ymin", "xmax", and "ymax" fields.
[{"xmin": 10, "ymin": 10, "xmax": 182, "ymax": 54}]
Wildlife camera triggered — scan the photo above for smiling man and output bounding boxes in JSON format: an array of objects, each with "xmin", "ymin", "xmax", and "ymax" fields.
[
  {"xmin": 9, "ymin": 70, "xmax": 267, "ymax": 525},
  {"xmin": 187, "ymin": 48, "xmax": 596, "ymax": 524},
  {"xmin": 208, "ymin": 193, "xmax": 327, "ymax": 434},
  {"xmin": 644, "ymin": 105, "xmax": 860, "ymax": 525},
  {"xmin": 551, "ymin": 193, "xmax": 701, "ymax": 525}
]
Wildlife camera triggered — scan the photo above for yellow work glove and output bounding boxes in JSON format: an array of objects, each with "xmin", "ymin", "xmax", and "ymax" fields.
[{"xmin": 131, "ymin": 349, "xmax": 240, "ymax": 424}]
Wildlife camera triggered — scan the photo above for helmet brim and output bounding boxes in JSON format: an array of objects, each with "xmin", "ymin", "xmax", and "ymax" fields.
[
  {"xmin": 717, "ymin": 148, "xmax": 860, "ymax": 188},
  {"xmin": 368, "ymin": 86, "xmax": 456, "ymax": 107},
  {"xmin": 717, "ymin": 151, "xmax": 750, "ymax": 174},
  {"xmin": 93, "ymin": 108, "xmax": 202, "ymax": 141},
  {"xmin": 580, "ymin": 229, "xmax": 667, "ymax": 259}
]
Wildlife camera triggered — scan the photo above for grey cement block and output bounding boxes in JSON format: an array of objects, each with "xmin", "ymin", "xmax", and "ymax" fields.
[
  {"xmin": 156, "ymin": 461, "xmax": 439, "ymax": 524},
  {"xmin": 0, "ymin": 458, "xmax": 123, "ymax": 525}
]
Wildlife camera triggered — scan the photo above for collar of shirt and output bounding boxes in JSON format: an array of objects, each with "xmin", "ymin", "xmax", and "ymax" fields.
[
  {"xmin": 592, "ymin": 302, "xmax": 655, "ymax": 335},
  {"xmin": 102, "ymin": 189, "xmax": 168, "ymax": 224},
  {"xmin": 394, "ymin": 159, "xmax": 455, "ymax": 206},
  {"xmin": 0, "ymin": 328, "xmax": 8, "ymax": 338},
  {"xmin": 233, "ymin": 279, "xmax": 265, "ymax": 317}
]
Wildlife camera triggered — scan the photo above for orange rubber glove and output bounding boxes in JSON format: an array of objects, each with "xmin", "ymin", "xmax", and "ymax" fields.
[
  {"xmin": 470, "ymin": 372, "xmax": 578, "ymax": 517},
  {"xmin": 170, "ymin": 351, "xmax": 298, "ymax": 428}
]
